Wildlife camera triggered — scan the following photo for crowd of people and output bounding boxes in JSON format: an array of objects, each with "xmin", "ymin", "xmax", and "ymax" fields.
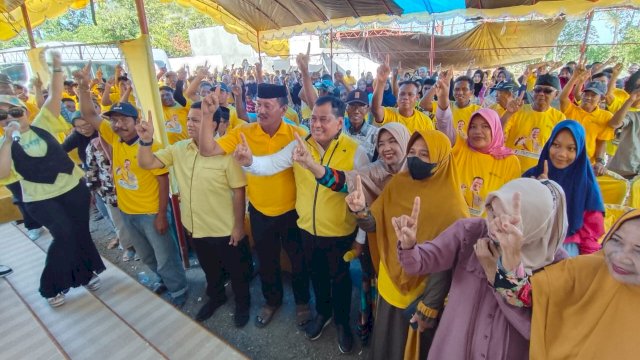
[{"xmin": 0, "ymin": 47, "xmax": 639, "ymax": 359}]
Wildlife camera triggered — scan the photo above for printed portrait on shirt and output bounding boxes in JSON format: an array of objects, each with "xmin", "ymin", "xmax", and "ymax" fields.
[
  {"xmin": 115, "ymin": 159, "xmax": 138, "ymax": 190},
  {"xmin": 461, "ymin": 176, "xmax": 485, "ymax": 216},
  {"xmin": 165, "ymin": 114, "xmax": 182, "ymax": 133}
]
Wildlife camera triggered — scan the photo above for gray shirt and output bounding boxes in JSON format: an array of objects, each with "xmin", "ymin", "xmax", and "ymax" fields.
[{"xmin": 607, "ymin": 111, "xmax": 640, "ymax": 178}]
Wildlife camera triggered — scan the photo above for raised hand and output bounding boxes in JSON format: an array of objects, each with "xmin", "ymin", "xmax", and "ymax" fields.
[
  {"xmin": 345, "ymin": 174, "xmax": 366, "ymax": 212},
  {"xmin": 202, "ymin": 85, "xmax": 221, "ymax": 117},
  {"xmin": 50, "ymin": 51, "xmax": 62, "ymax": 69},
  {"xmin": 392, "ymin": 196, "xmax": 420, "ymax": 250},
  {"xmin": 135, "ymin": 111, "xmax": 155, "ymax": 143},
  {"xmin": 33, "ymin": 72, "xmax": 43, "ymax": 90},
  {"xmin": 491, "ymin": 192, "xmax": 523, "ymax": 271},
  {"xmin": 505, "ymin": 90, "xmax": 525, "ymax": 114},
  {"xmin": 474, "ymin": 238, "xmax": 500, "ymax": 284},
  {"xmin": 73, "ymin": 61, "xmax": 92, "ymax": 88},
  {"xmin": 177, "ymin": 65, "xmax": 187, "ymax": 81},
  {"xmin": 376, "ymin": 54, "xmax": 391, "ymax": 81},
  {"xmin": 233, "ymin": 133, "xmax": 253, "ymax": 166},
  {"xmin": 292, "ymin": 132, "xmax": 314, "ymax": 169},
  {"xmin": 296, "ymin": 43, "xmax": 311, "ymax": 73},
  {"xmin": 538, "ymin": 160, "xmax": 549, "ymax": 180},
  {"xmin": 392, "ymin": 61, "xmax": 401, "ymax": 79}
]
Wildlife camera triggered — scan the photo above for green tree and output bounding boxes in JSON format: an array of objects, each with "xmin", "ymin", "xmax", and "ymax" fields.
[{"xmin": 0, "ymin": 0, "xmax": 215, "ymax": 57}]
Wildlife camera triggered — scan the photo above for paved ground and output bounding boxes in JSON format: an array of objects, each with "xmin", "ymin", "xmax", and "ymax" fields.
[{"xmin": 88, "ymin": 210, "xmax": 372, "ymax": 360}]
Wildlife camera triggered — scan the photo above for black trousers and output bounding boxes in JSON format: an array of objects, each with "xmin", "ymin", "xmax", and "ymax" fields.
[
  {"xmin": 301, "ymin": 229, "xmax": 356, "ymax": 326},
  {"xmin": 6, "ymin": 181, "xmax": 43, "ymax": 230},
  {"xmin": 249, "ymin": 204, "xmax": 310, "ymax": 307},
  {"xmin": 192, "ymin": 235, "xmax": 251, "ymax": 309},
  {"xmin": 24, "ymin": 181, "xmax": 106, "ymax": 298}
]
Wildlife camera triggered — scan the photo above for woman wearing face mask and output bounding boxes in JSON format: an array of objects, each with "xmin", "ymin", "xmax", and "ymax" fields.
[
  {"xmin": 523, "ymin": 120, "xmax": 605, "ymax": 256},
  {"xmin": 346, "ymin": 130, "xmax": 469, "ymax": 360},
  {"xmin": 494, "ymin": 208, "xmax": 640, "ymax": 359},
  {"xmin": 438, "ymin": 91, "xmax": 521, "ymax": 216},
  {"xmin": 395, "ymin": 178, "xmax": 568, "ymax": 360},
  {"xmin": 0, "ymin": 52, "xmax": 105, "ymax": 307},
  {"xmin": 294, "ymin": 122, "xmax": 410, "ymax": 347}
]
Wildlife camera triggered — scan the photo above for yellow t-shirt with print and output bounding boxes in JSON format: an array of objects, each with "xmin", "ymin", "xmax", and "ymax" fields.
[
  {"xmin": 563, "ymin": 102, "xmax": 614, "ymax": 163},
  {"xmin": 154, "ymin": 139, "xmax": 247, "ymax": 238},
  {"xmin": 163, "ymin": 101, "xmax": 189, "ymax": 145},
  {"xmin": 381, "ymin": 107, "xmax": 434, "ymax": 134},
  {"xmin": 0, "ymin": 108, "xmax": 84, "ymax": 202},
  {"xmin": 504, "ymin": 104, "xmax": 566, "ymax": 170},
  {"xmin": 450, "ymin": 103, "xmax": 481, "ymax": 141},
  {"xmin": 452, "ymin": 141, "xmax": 521, "ymax": 216},
  {"xmin": 490, "ymin": 103, "xmax": 508, "ymax": 118},
  {"xmin": 99, "ymin": 121, "xmax": 168, "ymax": 214}
]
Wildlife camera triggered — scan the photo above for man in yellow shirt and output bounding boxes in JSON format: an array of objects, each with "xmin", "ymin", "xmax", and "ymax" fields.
[
  {"xmin": 198, "ymin": 83, "xmax": 311, "ymax": 330},
  {"xmin": 137, "ymin": 101, "xmax": 252, "ymax": 327},
  {"xmin": 75, "ymin": 65, "xmax": 188, "ymax": 307},
  {"xmin": 489, "ymin": 81, "xmax": 517, "ymax": 118},
  {"xmin": 372, "ymin": 56, "xmax": 433, "ymax": 133},
  {"xmin": 343, "ymin": 70, "xmax": 356, "ymax": 87},
  {"xmin": 160, "ymin": 86, "xmax": 189, "ymax": 144},
  {"xmin": 559, "ymin": 65, "xmax": 614, "ymax": 174},
  {"xmin": 448, "ymin": 75, "xmax": 481, "ymax": 140},
  {"xmin": 235, "ymin": 96, "xmax": 368, "ymax": 354},
  {"xmin": 502, "ymin": 74, "xmax": 566, "ymax": 170}
]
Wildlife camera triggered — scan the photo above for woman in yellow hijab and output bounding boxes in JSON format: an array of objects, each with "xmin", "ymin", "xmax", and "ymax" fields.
[
  {"xmin": 346, "ymin": 130, "xmax": 469, "ymax": 360},
  {"xmin": 495, "ymin": 205, "xmax": 640, "ymax": 359}
]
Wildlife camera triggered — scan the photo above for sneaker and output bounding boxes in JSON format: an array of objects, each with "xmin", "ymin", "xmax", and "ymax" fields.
[
  {"xmin": 195, "ymin": 298, "xmax": 227, "ymax": 322},
  {"xmin": 84, "ymin": 275, "xmax": 101, "ymax": 291},
  {"xmin": 305, "ymin": 314, "xmax": 332, "ymax": 341},
  {"xmin": 27, "ymin": 228, "xmax": 43, "ymax": 241},
  {"xmin": 170, "ymin": 293, "xmax": 187, "ymax": 308},
  {"xmin": 47, "ymin": 293, "xmax": 65, "ymax": 307},
  {"xmin": 336, "ymin": 324, "xmax": 354, "ymax": 354},
  {"xmin": 0, "ymin": 265, "xmax": 13, "ymax": 278},
  {"xmin": 152, "ymin": 282, "xmax": 168, "ymax": 295},
  {"xmin": 233, "ymin": 305, "xmax": 250, "ymax": 328}
]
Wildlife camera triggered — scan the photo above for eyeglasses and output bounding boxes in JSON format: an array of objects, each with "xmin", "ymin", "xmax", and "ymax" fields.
[
  {"xmin": 0, "ymin": 107, "xmax": 25, "ymax": 120},
  {"xmin": 533, "ymin": 87, "xmax": 555, "ymax": 94}
]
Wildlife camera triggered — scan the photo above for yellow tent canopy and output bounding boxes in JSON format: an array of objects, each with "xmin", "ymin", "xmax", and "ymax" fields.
[{"xmin": 1, "ymin": 0, "xmax": 636, "ymax": 57}]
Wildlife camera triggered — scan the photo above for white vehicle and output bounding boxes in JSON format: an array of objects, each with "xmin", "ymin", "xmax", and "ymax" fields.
[{"xmin": 0, "ymin": 41, "xmax": 170, "ymax": 85}]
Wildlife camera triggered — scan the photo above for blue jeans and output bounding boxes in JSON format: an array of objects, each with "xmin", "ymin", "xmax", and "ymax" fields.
[{"xmin": 120, "ymin": 213, "xmax": 187, "ymax": 297}]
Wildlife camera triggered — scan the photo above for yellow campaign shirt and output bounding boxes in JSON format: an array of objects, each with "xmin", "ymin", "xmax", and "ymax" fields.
[
  {"xmin": 0, "ymin": 108, "xmax": 84, "ymax": 202},
  {"xmin": 382, "ymin": 107, "xmax": 434, "ymax": 134},
  {"xmin": 452, "ymin": 141, "xmax": 522, "ymax": 217},
  {"xmin": 216, "ymin": 122, "xmax": 305, "ymax": 216},
  {"xmin": 563, "ymin": 102, "xmax": 614, "ymax": 163},
  {"xmin": 607, "ymin": 88, "xmax": 630, "ymax": 114},
  {"xmin": 162, "ymin": 102, "xmax": 189, "ymax": 145},
  {"xmin": 285, "ymin": 107, "xmax": 300, "ymax": 125},
  {"xmin": 378, "ymin": 261, "xmax": 426, "ymax": 308},
  {"xmin": 154, "ymin": 139, "xmax": 247, "ymax": 238},
  {"xmin": 450, "ymin": 102, "xmax": 481, "ymax": 141},
  {"xmin": 343, "ymin": 75, "xmax": 357, "ymax": 87},
  {"xmin": 99, "ymin": 121, "xmax": 168, "ymax": 214},
  {"xmin": 227, "ymin": 105, "xmax": 247, "ymax": 129},
  {"xmin": 490, "ymin": 103, "xmax": 508, "ymax": 118},
  {"xmin": 526, "ymin": 73, "xmax": 537, "ymax": 92},
  {"xmin": 504, "ymin": 104, "xmax": 566, "ymax": 171}
]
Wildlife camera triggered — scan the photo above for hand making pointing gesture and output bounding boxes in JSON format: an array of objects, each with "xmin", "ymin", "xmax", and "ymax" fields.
[
  {"xmin": 392, "ymin": 196, "xmax": 421, "ymax": 250},
  {"xmin": 233, "ymin": 133, "xmax": 253, "ymax": 167},
  {"xmin": 345, "ymin": 175, "xmax": 367, "ymax": 213}
]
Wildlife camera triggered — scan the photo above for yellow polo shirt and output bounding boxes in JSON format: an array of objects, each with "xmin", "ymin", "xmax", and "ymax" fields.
[
  {"xmin": 154, "ymin": 139, "xmax": 246, "ymax": 237},
  {"xmin": 216, "ymin": 121, "xmax": 305, "ymax": 216},
  {"xmin": 504, "ymin": 105, "xmax": 566, "ymax": 170},
  {"xmin": 99, "ymin": 121, "xmax": 168, "ymax": 214},
  {"xmin": 0, "ymin": 108, "xmax": 84, "ymax": 202},
  {"xmin": 381, "ymin": 107, "xmax": 434, "ymax": 134},
  {"xmin": 607, "ymin": 88, "xmax": 629, "ymax": 114},
  {"xmin": 163, "ymin": 102, "xmax": 189, "ymax": 145},
  {"xmin": 563, "ymin": 103, "xmax": 614, "ymax": 163}
]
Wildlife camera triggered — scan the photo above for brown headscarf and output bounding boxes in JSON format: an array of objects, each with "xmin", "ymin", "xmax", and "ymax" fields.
[
  {"xmin": 369, "ymin": 130, "xmax": 469, "ymax": 294},
  {"xmin": 345, "ymin": 122, "xmax": 411, "ymax": 204}
]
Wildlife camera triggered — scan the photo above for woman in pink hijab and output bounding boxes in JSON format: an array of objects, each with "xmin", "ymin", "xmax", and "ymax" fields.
[{"xmin": 439, "ymin": 107, "xmax": 522, "ymax": 216}]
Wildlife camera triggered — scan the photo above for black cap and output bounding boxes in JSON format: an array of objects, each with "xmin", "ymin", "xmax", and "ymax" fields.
[
  {"xmin": 583, "ymin": 81, "xmax": 607, "ymax": 96},
  {"xmin": 345, "ymin": 90, "xmax": 368, "ymax": 105},
  {"xmin": 257, "ymin": 83, "xmax": 287, "ymax": 99},
  {"xmin": 491, "ymin": 80, "xmax": 518, "ymax": 92},
  {"xmin": 103, "ymin": 102, "xmax": 139, "ymax": 118},
  {"xmin": 535, "ymin": 74, "xmax": 561, "ymax": 90}
]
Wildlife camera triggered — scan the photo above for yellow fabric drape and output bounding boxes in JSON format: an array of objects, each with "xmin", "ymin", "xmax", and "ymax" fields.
[
  {"xmin": 26, "ymin": 47, "xmax": 49, "ymax": 88},
  {"xmin": 0, "ymin": 0, "xmax": 89, "ymax": 41}
]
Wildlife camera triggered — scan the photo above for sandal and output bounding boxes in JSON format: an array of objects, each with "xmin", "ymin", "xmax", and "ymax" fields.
[
  {"xmin": 296, "ymin": 304, "xmax": 312, "ymax": 329},
  {"xmin": 107, "ymin": 238, "xmax": 120, "ymax": 250},
  {"xmin": 255, "ymin": 304, "xmax": 280, "ymax": 328}
]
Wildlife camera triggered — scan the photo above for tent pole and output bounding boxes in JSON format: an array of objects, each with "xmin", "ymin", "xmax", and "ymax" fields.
[
  {"xmin": 429, "ymin": 20, "xmax": 435, "ymax": 76},
  {"xmin": 579, "ymin": 11, "xmax": 594, "ymax": 63},
  {"xmin": 257, "ymin": 31, "xmax": 262, "ymax": 64},
  {"xmin": 134, "ymin": 0, "xmax": 149, "ymax": 35},
  {"xmin": 330, "ymin": 27, "xmax": 334, "ymax": 75},
  {"xmin": 20, "ymin": 4, "xmax": 36, "ymax": 49}
]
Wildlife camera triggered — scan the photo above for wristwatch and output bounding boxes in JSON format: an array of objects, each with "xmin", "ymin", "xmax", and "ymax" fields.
[{"xmin": 139, "ymin": 139, "xmax": 153, "ymax": 146}]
